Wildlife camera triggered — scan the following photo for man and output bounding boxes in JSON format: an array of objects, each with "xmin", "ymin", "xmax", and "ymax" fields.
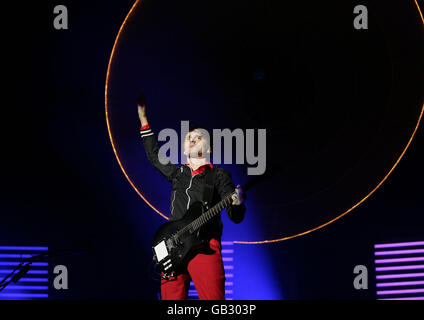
[{"xmin": 137, "ymin": 93, "xmax": 245, "ymax": 300}]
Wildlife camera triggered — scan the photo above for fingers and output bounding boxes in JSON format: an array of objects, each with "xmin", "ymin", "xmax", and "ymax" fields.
[
  {"xmin": 232, "ymin": 185, "xmax": 244, "ymax": 205},
  {"xmin": 136, "ymin": 91, "xmax": 146, "ymax": 106},
  {"xmin": 231, "ymin": 194, "xmax": 237, "ymax": 205},
  {"xmin": 231, "ymin": 192, "xmax": 242, "ymax": 206}
]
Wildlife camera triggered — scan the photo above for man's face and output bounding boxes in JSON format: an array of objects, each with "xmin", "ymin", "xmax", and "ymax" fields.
[{"xmin": 184, "ymin": 129, "xmax": 210, "ymax": 159}]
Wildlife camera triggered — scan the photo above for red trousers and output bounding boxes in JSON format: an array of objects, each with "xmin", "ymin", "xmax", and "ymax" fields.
[{"xmin": 160, "ymin": 238, "xmax": 225, "ymax": 300}]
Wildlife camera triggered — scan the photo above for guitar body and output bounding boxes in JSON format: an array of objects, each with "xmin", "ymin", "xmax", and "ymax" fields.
[{"xmin": 152, "ymin": 201, "xmax": 209, "ymax": 277}]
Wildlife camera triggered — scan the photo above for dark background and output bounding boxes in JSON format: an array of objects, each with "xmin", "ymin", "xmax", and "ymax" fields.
[{"xmin": 1, "ymin": 0, "xmax": 423, "ymax": 299}]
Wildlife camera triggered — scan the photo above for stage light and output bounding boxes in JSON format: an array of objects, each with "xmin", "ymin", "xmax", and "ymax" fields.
[
  {"xmin": 0, "ymin": 293, "xmax": 48, "ymax": 298},
  {"xmin": 5, "ymin": 286, "xmax": 48, "ymax": 290},
  {"xmin": 377, "ymin": 288, "xmax": 424, "ymax": 295},
  {"xmin": 377, "ymin": 281, "xmax": 424, "ymax": 287},
  {"xmin": 376, "ymin": 273, "xmax": 424, "ymax": 280},
  {"xmin": 18, "ymin": 278, "xmax": 48, "ymax": 283},
  {"xmin": 374, "ymin": 239, "xmax": 424, "ymax": 300},
  {"xmin": 376, "ymin": 265, "xmax": 424, "ymax": 272},
  {"xmin": 0, "ymin": 270, "xmax": 48, "ymax": 274},
  {"xmin": 375, "ymin": 249, "xmax": 424, "ymax": 255},
  {"xmin": 374, "ymin": 241, "xmax": 424, "ymax": 249},
  {"xmin": 0, "ymin": 247, "xmax": 48, "ymax": 251},
  {"xmin": 0, "ymin": 246, "xmax": 49, "ymax": 300},
  {"xmin": 0, "ymin": 254, "xmax": 43, "ymax": 258},
  {"xmin": 0, "ymin": 262, "xmax": 48, "ymax": 266},
  {"xmin": 375, "ymin": 257, "xmax": 424, "ymax": 264}
]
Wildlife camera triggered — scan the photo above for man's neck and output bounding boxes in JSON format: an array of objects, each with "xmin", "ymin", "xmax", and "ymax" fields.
[{"xmin": 187, "ymin": 157, "xmax": 208, "ymax": 171}]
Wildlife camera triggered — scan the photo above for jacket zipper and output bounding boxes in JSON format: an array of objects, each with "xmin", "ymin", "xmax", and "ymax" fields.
[
  {"xmin": 185, "ymin": 166, "xmax": 194, "ymax": 209},
  {"xmin": 170, "ymin": 190, "xmax": 176, "ymax": 215}
]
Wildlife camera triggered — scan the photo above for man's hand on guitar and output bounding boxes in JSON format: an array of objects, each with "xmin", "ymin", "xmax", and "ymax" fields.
[{"xmin": 231, "ymin": 185, "xmax": 244, "ymax": 206}]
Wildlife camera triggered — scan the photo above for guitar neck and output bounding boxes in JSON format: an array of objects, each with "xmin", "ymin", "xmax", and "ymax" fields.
[{"xmin": 189, "ymin": 191, "xmax": 236, "ymax": 232}]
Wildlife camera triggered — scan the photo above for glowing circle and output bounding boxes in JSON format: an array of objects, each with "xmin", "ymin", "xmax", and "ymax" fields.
[{"xmin": 105, "ymin": 0, "xmax": 424, "ymax": 244}]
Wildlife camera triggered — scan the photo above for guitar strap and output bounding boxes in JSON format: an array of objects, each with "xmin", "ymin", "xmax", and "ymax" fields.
[{"xmin": 202, "ymin": 168, "xmax": 216, "ymax": 210}]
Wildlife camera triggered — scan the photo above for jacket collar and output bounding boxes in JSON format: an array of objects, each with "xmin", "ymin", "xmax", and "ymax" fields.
[{"xmin": 184, "ymin": 161, "xmax": 213, "ymax": 176}]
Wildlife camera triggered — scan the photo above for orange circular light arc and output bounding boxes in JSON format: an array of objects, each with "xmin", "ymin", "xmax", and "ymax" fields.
[
  {"xmin": 105, "ymin": 0, "xmax": 168, "ymax": 220},
  {"xmin": 105, "ymin": 0, "xmax": 424, "ymax": 243},
  {"xmin": 235, "ymin": 0, "xmax": 424, "ymax": 244}
]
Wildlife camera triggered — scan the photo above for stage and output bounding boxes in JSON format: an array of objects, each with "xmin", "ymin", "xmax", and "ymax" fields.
[{"xmin": 0, "ymin": 0, "xmax": 423, "ymax": 305}]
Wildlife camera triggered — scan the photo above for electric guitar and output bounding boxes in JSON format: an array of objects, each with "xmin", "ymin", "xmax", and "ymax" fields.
[{"xmin": 152, "ymin": 190, "xmax": 236, "ymax": 278}]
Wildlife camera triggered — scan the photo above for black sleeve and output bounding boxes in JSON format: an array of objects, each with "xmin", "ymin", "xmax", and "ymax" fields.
[
  {"xmin": 140, "ymin": 126, "xmax": 179, "ymax": 182},
  {"xmin": 215, "ymin": 168, "xmax": 246, "ymax": 224}
]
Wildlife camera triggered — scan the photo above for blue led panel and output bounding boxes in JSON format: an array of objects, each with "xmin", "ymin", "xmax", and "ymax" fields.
[{"xmin": 0, "ymin": 246, "xmax": 49, "ymax": 300}]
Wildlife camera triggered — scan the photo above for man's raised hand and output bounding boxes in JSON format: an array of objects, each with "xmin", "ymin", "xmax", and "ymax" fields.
[
  {"xmin": 136, "ymin": 90, "xmax": 147, "ymax": 107},
  {"xmin": 137, "ymin": 90, "xmax": 148, "ymax": 126}
]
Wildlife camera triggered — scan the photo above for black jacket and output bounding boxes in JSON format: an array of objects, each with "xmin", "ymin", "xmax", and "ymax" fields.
[{"xmin": 141, "ymin": 126, "xmax": 245, "ymax": 240}]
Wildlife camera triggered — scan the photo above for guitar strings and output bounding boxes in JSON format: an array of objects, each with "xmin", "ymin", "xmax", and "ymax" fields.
[{"xmin": 176, "ymin": 192, "xmax": 235, "ymax": 237}]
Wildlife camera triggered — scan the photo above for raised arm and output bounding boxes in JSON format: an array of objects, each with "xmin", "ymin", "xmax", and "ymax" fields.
[{"xmin": 137, "ymin": 93, "xmax": 179, "ymax": 182}]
